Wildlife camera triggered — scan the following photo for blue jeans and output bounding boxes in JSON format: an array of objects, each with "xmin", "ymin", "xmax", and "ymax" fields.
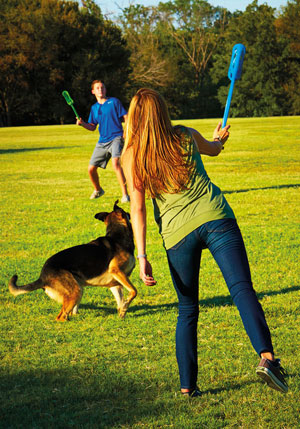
[{"xmin": 166, "ymin": 218, "xmax": 274, "ymax": 389}]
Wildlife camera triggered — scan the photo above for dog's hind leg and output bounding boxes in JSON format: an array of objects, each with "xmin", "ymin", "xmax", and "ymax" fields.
[
  {"xmin": 110, "ymin": 286, "xmax": 125, "ymax": 316},
  {"xmin": 56, "ymin": 292, "xmax": 82, "ymax": 322},
  {"xmin": 72, "ymin": 286, "xmax": 84, "ymax": 315},
  {"xmin": 72, "ymin": 304, "xmax": 79, "ymax": 315},
  {"xmin": 46, "ymin": 272, "xmax": 83, "ymax": 322}
]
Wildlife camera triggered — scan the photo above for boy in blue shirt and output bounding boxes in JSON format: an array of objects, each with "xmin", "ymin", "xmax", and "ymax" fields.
[{"xmin": 77, "ymin": 80, "xmax": 130, "ymax": 202}]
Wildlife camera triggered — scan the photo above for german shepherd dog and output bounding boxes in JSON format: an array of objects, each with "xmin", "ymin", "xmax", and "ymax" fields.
[{"xmin": 8, "ymin": 201, "xmax": 136, "ymax": 321}]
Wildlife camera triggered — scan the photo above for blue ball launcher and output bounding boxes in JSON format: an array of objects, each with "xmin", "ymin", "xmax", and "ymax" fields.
[{"xmin": 222, "ymin": 44, "xmax": 246, "ymax": 127}]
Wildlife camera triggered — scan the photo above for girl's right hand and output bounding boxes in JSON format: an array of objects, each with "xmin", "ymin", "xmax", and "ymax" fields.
[{"xmin": 213, "ymin": 122, "xmax": 230, "ymax": 144}]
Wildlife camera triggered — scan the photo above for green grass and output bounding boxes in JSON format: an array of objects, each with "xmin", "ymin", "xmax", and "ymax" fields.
[{"xmin": 1, "ymin": 117, "xmax": 300, "ymax": 428}]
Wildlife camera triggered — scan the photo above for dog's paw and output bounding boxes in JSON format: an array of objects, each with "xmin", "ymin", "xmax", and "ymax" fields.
[
  {"xmin": 56, "ymin": 312, "xmax": 70, "ymax": 322},
  {"xmin": 118, "ymin": 308, "xmax": 127, "ymax": 319}
]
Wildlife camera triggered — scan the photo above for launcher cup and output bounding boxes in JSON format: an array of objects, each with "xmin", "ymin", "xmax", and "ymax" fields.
[
  {"xmin": 62, "ymin": 90, "xmax": 80, "ymax": 119},
  {"xmin": 222, "ymin": 44, "xmax": 246, "ymax": 127}
]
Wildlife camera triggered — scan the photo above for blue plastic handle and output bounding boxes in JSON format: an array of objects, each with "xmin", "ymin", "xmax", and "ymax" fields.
[{"xmin": 222, "ymin": 44, "xmax": 246, "ymax": 127}]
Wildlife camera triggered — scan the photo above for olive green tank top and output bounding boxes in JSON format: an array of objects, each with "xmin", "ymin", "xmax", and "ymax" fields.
[{"xmin": 152, "ymin": 126, "xmax": 235, "ymax": 249}]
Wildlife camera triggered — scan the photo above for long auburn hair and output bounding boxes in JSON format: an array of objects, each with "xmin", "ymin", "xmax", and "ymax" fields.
[{"xmin": 122, "ymin": 88, "xmax": 194, "ymax": 198}]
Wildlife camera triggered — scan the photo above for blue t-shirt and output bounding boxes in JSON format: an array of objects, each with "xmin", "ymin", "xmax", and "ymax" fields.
[{"xmin": 88, "ymin": 97, "xmax": 127, "ymax": 144}]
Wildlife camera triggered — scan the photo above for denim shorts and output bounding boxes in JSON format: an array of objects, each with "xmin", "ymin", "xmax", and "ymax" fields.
[{"xmin": 89, "ymin": 136, "xmax": 124, "ymax": 169}]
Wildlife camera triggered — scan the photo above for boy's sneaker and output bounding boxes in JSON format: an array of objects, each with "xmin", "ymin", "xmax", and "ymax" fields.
[
  {"xmin": 121, "ymin": 194, "xmax": 130, "ymax": 203},
  {"xmin": 256, "ymin": 358, "xmax": 288, "ymax": 393},
  {"xmin": 90, "ymin": 188, "xmax": 105, "ymax": 199}
]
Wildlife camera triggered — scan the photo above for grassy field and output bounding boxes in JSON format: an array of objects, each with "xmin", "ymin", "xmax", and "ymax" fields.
[{"xmin": 0, "ymin": 117, "xmax": 299, "ymax": 428}]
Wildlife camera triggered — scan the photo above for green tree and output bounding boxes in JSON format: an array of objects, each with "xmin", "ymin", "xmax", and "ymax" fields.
[
  {"xmin": 0, "ymin": 0, "xmax": 129, "ymax": 126},
  {"xmin": 0, "ymin": 0, "xmax": 35, "ymax": 126},
  {"xmin": 158, "ymin": 0, "xmax": 227, "ymax": 87},
  {"xmin": 275, "ymin": 0, "xmax": 300, "ymax": 114},
  {"xmin": 119, "ymin": 4, "xmax": 173, "ymax": 95},
  {"xmin": 212, "ymin": 1, "xmax": 288, "ymax": 117},
  {"xmin": 118, "ymin": 0, "xmax": 229, "ymax": 119},
  {"xmin": 156, "ymin": 0, "xmax": 229, "ymax": 118}
]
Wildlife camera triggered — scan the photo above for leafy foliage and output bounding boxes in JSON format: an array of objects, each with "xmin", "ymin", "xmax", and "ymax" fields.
[
  {"xmin": 0, "ymin": 0, "xmax": 129, "ymax": 126},
  {"xmin": 119, "ymin": 5, "xmax": 173, "ymax": 96},
  {"xmin": 211, "ymin": 1, "xmax": 290, "ymax": 117},
  {"xmin": 275, "ymin": 0, "xmax": 300, "ymax": 114}
]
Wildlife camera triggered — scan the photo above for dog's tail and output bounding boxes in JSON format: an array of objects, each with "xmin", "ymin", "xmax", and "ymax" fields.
[{"xmin": 8, "ymin": 275, "xmax": 44, "ymax": 296}]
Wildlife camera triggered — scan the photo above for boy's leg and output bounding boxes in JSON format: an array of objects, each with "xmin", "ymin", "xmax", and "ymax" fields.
[
  {"xmin": 88, "ymin": 164, "xmax": 101, "ymax": 191},
  {"xmin": 88, "ymin": 146, "xmax": 108, "ymax": 198},
  {"xmin": 111, "ymin": 136, "xmax": 129, "ymax": 200},
  {"xmin": 111, "ymin": 157, "xmax": 128, "ymax": 197}
]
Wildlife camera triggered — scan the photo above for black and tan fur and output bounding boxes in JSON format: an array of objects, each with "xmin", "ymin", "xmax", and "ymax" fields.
[{"xmin": 8, "ymin": 201, "xmax": 136, "ymax": 321}]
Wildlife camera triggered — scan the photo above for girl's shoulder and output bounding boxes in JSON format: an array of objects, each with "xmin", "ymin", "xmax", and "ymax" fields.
[
  {"xmin": 173, "ymin": 124, "xmax": 188, "ymax": 134},
  {"xmin": 173, "ymin": 125, "xmax": 193, "ymax": 143}
]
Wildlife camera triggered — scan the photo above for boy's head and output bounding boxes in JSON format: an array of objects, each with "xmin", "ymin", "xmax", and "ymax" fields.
[
  {"xmin": 91, "ymin": 80, "xmax": 105, "ymax": 90},
  {"xmin": 91, "ymin": 80, "xmax": 106, "ymax": 100}
]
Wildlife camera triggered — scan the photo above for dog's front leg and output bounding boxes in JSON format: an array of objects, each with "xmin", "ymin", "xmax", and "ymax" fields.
[
  {"xmin": 110, "ymin": 271, "xmax": 137, "ymax": 318},
  {"xmin": 110, "ymin": 286, "xmax": 124, "ymax": 316}
]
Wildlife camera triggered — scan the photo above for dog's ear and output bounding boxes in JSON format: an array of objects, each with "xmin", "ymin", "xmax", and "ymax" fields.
[
  {"xmin": 113, "ymin": 199, "xmax": 130, "ymax": 220},
  {"xmin": 113, "ymin": 200, "xmax": 120, "ymax": 211},
  {"xmin": 94, "ymin": 212, "xmax": 109, "ymax": 222}
]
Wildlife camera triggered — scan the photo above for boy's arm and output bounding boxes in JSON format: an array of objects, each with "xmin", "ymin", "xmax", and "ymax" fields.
[
  {"xmin": 76, "ymin": 117, "xmax": 97, "ymax": 131},
  {"xmin": 120, "ymin": 114, "xmax": 127, "ymax": 137},
  {"xmin": 122, "ymin": 114, "xmax": 128, "ymax": 137}
]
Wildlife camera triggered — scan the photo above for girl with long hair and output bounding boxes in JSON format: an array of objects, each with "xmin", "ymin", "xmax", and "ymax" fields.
[{"xmin": 122, "ymin": 88, "xmax": 288, "ymax": 396}]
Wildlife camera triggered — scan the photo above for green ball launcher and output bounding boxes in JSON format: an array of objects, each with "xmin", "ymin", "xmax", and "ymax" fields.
[{"xmin": 62, "ymin": 90, "xmax": 80, "ymax": 119}]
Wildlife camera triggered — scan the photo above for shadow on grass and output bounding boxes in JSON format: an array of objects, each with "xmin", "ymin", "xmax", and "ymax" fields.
[
  {"xmin": 204, "ymin": 379, "xmax": 257, "ymax": 395},
  {"xmin": 80, "ymin": 303, "xmax": 116, "ymax": 315},
  {"xmin": 256, "ymin": 285, "xmax": 300, "ymax": 300},
  {"xmin": 81, "ymin": 285, "xmax": 300, "ymax": 317},
  {"xmin": 1, "ymin": 367, "xmax": 292, "ymax": 427},
  {"xmin": 205, "ymin": 370, "xmax": 296, "ymax": 396},
  {"xmin": 0, "ymin": 146, "xmax": 77, "ymax": 155},
  {"xmin": 0, "ymin": 368, "xmax": 172, "ymax": 428},
  {"xmin": 223, "ymin": 184, "xmax": 299, "ymax": 194}
]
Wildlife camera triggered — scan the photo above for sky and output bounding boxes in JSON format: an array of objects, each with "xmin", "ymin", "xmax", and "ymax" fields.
[{"xmin": 95, "ymin": 0, "xmax": 288, "ymax": 17}]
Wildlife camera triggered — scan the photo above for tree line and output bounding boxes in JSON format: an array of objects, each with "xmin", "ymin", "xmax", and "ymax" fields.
[{"xmin": 0, "ymin": 0, "xmax": 299, "ymax": 126}]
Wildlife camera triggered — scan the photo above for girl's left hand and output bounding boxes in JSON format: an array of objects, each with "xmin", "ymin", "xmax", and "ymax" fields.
[{"xmin": 139, "ymin": 258, "xmax": 157, "ymax": 286}]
